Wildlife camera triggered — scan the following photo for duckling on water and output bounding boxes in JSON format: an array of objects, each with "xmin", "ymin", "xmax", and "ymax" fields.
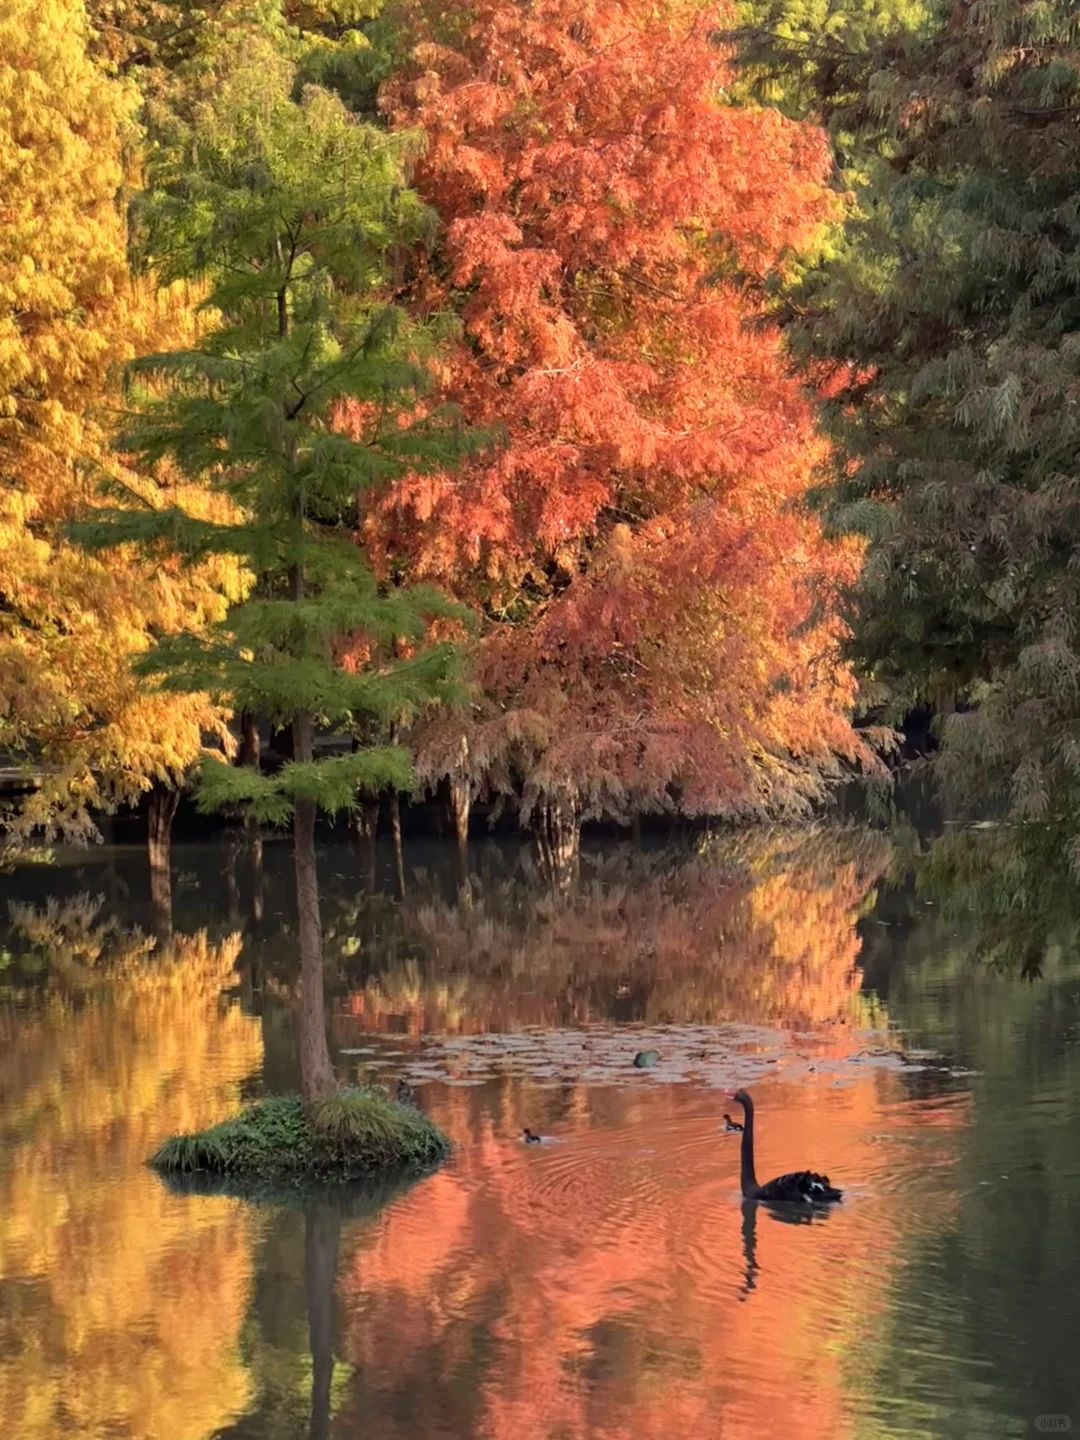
[
  {"xmin": 396, "ymin": 1079, "xmax": 418, "ymax": 1107},
  {"xmin": 633, "ymin": 1049, "xmax": 660, "ymax": 1069},
  {"xmin": 723, "ymin": 1113, "xmax": 744, "ymax": 1133},
  {"xmin": 522, "ymin": 1128, "xmax": 542, "ymax": 1144}
]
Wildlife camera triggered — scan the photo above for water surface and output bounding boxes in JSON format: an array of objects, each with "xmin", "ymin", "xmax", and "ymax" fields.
[{"xmin": 1, "ymin": 828, "xmax": 1077, "ymax": 1438}]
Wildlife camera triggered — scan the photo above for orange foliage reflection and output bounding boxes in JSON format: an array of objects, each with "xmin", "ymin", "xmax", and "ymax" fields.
[
  {"xmin": 335, "ymin": 829, "xmax": 890, "ymax": 1038},
  {"xmin": 336, "ymin": 1078, "xmax": 967, "ymax": 1440}
]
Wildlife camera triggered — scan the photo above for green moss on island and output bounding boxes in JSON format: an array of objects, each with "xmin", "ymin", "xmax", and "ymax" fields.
[{"xmin": 150, "ymin": 1089, "xmax": 450, "ymax": 1189}]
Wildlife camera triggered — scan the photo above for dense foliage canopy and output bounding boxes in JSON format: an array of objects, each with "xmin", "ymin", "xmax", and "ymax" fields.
[
  {"xmin": 11, "ymin": 0, "xmax": 1080, "ymax": 876},
  {"xmin": 355, "ymin": 0, "xmax": 873, "ymax": 830}
]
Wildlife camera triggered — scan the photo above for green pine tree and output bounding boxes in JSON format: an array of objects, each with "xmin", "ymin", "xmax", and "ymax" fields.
[{"xmin": 74, "ymin": 25, "xmax": 476, "ymax": 1102}]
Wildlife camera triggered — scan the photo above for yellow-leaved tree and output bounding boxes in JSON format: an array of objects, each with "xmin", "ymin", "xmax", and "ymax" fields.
[{"xmin": 0, "ymin": 0, "xmax": 242, "ymax": 869}]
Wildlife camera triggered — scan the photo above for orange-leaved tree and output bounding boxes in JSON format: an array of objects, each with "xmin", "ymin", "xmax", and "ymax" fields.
[{"xmin": 346, "ymin": 0, "xmax": 873, "ymax": 868}]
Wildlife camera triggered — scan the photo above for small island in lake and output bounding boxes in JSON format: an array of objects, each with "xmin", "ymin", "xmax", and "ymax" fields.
[{"xmin": 151, "ymin": 1089, "xmax": 449, "ymax": 1189}]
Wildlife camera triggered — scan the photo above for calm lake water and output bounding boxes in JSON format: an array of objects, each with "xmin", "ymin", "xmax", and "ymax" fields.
[{"xmin": 1, "ymin": 825, "xmax": 1078, "ymax": 1439}]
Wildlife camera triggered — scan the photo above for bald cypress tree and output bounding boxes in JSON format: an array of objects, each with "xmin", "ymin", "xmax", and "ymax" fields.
[{"xmin": 75, "ymin": 28, "xmax": 474, "ymax": 1102}]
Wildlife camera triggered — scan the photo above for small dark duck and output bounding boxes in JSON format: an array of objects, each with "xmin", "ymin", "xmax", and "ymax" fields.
[
  {"xmin": 396, "ymin": 1079, "xmax": 418, "ymax": 1107},
  {"xmin": 723, "ymin": 1113, "xmax": 744, "ymax": 1133},
  {"xmin": 522, "ymin": 1128, "xmax": 542, "ymax": 1144},
  {"xmin": 633, "ymin": 1049, "xmax": 660, "ymax": 1069}
]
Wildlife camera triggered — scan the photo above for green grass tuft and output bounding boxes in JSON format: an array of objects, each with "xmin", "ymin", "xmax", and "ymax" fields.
[{"xmin": 150, "ymin": 1090, "xmax": 450, "ymax": 1189}]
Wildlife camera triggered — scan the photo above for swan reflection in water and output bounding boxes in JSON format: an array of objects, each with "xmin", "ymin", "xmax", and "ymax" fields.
[{"xmin": 739, "ymin": 1197, "xmax": 838, "ymax": 1300}]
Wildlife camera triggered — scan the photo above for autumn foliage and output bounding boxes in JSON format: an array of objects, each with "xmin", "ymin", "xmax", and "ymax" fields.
[
  {"xmin": 0, "ymin": 0, "xmax": 241, "ymax": 848},
  {"xmin": 347, "ymin": 0, "xmax": 871, "ymax": 824}
]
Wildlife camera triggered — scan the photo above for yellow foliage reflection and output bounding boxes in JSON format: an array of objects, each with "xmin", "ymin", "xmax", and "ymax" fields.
[{"xmin": 0, "ymin": 896, "xmax": 262, "ymax": 1440}]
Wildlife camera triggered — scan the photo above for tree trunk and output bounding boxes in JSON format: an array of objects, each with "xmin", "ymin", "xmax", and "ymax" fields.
[
  {"xmin": 389, "ymin": 793, "xmax": 405, "ymax": 900},
  {"xmin": 238, "ymin": 711, "xmax": 264, "ymax": 892},
  {"xmin": 237, "ymin": 710, "xmax": 261, "ymax": 769},
  {"xmin": 293, "ymin": 710, "xmax": 336, "ymax": 1104},
  {"xmin": 531, "ymin": 791, "xmax": 580, "ymax": 892},
  {"xmin": 146, "ymin": 779, "xmax": 180, "ymax": 875},
  {"xmin": 304, "ymin": 1202, "xmax": 341, "ymax": 1440}
]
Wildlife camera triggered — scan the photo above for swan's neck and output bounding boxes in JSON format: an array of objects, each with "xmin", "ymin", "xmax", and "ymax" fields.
[{"xmin": 739, "ymin": 1100, "xmax": 757, "ymax": 1195}]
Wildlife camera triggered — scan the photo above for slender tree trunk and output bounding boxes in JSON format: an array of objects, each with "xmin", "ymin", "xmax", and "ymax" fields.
[
  {"xmin": 238, "ymin": 711, "xmax": 264, "ymax": 882},
  {"xmin": 304, "ymin": 1202, "xmax": 341, "ymax": 1440},
  {"xmin": 293, "ymin": 709, "xmax": 335, "ymax": 1104},
  {"xmin": 146, "ymin": 779, "xmax": 180, "ymax": 875},
  {"xmin": 389, "ymin": 792, "xmax": 405, "ymax": 899},
  {"xmin": 237, "ymin": 710, "xmax": 261, "ymax": 769},
  {"xmin": 531, "ymin": 791, "xmax": 580, "ymax": 892}
]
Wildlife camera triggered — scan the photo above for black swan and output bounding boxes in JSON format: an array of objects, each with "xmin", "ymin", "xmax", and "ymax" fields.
[
  {"xmin": 723, "ymin": 1113, "xmax": 744, "ymax": 1133},
  {"xmin": 522, "ymin": 1128, "xmax": 542, "ymax": 1144},
  {"xmin": 728, "ymin": 1089, "xmax": 842, "ymax": 1204}
]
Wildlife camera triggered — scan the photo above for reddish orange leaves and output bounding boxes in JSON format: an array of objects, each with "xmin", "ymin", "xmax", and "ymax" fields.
[{"xmin": 351, "ymin": 0, "xmax": 873, "ymax": 819}]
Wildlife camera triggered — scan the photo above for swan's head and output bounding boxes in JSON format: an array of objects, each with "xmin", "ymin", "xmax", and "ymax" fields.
[{"xmin": 729, "ymin": 1089, "xmax": 752, "ymax": 1109}]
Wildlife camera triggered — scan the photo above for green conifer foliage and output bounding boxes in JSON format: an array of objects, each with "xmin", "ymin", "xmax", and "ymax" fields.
[{"xmin": 73, "ymin": 28, "xmax": 474, "ymax": 1100}]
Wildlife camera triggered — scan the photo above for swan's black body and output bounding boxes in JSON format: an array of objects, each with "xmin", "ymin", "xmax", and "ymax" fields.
[{"xmin": 729, "ymin": 1089, "xmax": 842, "ymax": 1204}]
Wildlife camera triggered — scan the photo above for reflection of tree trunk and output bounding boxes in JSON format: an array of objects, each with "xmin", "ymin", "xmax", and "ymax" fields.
[
  {"xmin": 304, "ymin": 1202, "xmax": 342, "ymax": 1440},
  {"xmin": 245, "ymin": 820, "xmax": 264, "ymax": 922},
  {"xmin": 293, "ymin": 710, "xmax": 335, "ymax": 1104},
  {"xmin": 740, "ymin": 1200, "xmax": 759, "ymax": 1299},
  {"xmin": 353, "ymin": 798, "xmax": 378, "ymax": 887},
  {"xmin": 389, "ymin": 793, "xmax": 405, "ymax": 900},
  {"xmin": 225, "ymin": 836, "xmax": 241, "ymax": 926},
  {"xmin": 531, "ymin": 792, "xmax": 580, "ymax": 892},
  {"xmin": 146, "ymin": 779, "xmax": 180, "ymax": 875},
  {"xmin": 149, "ymin": 864, "xmax": 173, "ymax": 942},
  {"xmin": 448, "ymin": 773, "xmax": 469, "ymax": 863}
]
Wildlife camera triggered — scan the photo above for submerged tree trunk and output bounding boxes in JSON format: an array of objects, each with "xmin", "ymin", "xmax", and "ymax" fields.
[
  {"xmin": 389, "ymin": 792, "xmax": 405, "ymax": 899},
  {"xmin": 531, "ymin": 791, "xmax": 580, "ymax": 892},
  {"xmin": 293, "ymin": 710, "xmax": 336, "ymax": 1104},
  {"xmin": 304, "ymin": 1201, "xmax": 342, "ymax": 1440}
]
